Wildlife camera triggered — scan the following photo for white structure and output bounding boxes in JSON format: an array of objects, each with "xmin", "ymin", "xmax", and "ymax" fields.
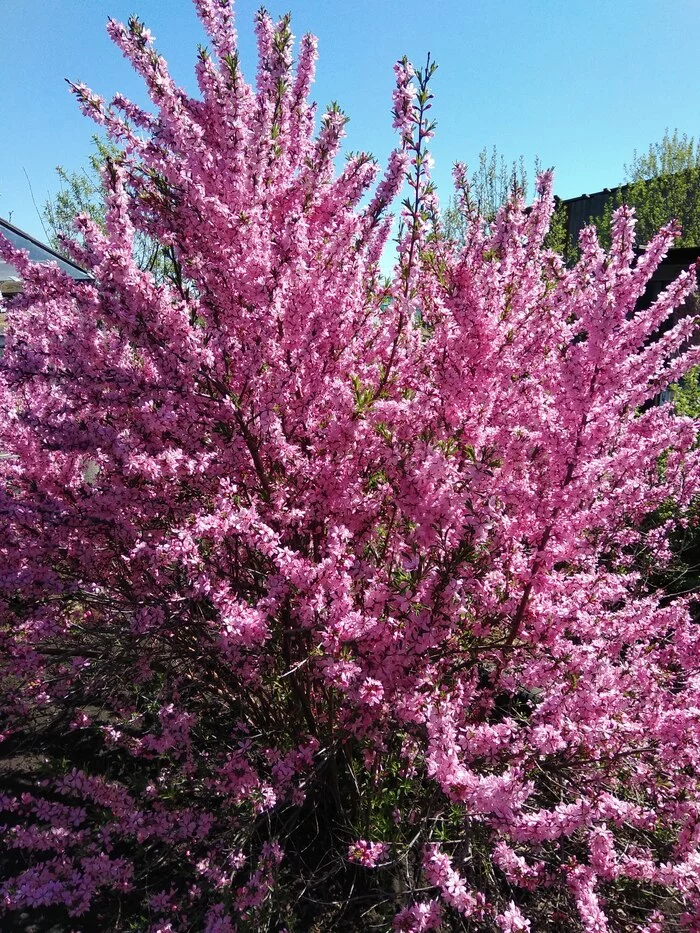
[
  {"xmin": 0, "ymin": 217, "xmax": 92, "ymax": 351},
  {"xmin": 0, "ymin": 216, "xmax": 91, "ymax": 294}
]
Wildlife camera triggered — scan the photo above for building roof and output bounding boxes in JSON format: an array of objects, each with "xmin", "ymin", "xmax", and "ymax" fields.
[
  {"xmin": 558, "ymin": 187, "xmax": 627, "ymax": 249},
  {"xmin": 0, "ymin": 216, "xmax": 92, "ymax": 294},
  {"xmin": 556, "ymin": 183, "xmax": 700, "ymax": 270}
]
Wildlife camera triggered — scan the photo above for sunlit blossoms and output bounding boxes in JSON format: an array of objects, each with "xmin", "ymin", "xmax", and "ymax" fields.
[{"xmin": 1, "ymin": 1, "xmax": 700, "ymax": 929}]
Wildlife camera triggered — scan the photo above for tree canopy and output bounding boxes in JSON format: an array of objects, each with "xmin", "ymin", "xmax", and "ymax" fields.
[{"xmin": 1, "ymin": 5, "xmax": 700, "ymax": 930}]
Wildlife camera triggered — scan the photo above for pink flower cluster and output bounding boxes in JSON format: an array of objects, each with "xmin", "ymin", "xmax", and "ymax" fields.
[
  {"xmin": 348, "ymin": 839, "xmax": 389, "ymax": 867},
  {"xmin": 422, "ymin": 844, "xmax": 479, "ymax": 916}
]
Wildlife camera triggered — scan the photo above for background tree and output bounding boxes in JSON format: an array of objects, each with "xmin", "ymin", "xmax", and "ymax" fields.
[
  {"xmin": 623, "ymin": 129, "xmax": 700, "ymax": 245},
  {"xmin": 569, "ymin": 129, "xmax": 700, "ymax": 255},
  {"xmin": 442, "ymin": 146, "xmax": 570, "ymax": 254},
  {"xmin": 442, "ymin": 145, "xmax": 531, "ymax": 238},
  {"xmin": 43, "ymin": 136, "xmax": 174, "ymax": 280},
  {"xmin": 42, "ymin": 135, "xmax": 110, "ymax": 248}
]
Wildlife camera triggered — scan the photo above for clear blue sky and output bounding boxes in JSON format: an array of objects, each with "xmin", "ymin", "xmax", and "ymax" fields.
[{"xmin": 2, "ymin": 0, "xmax": 699, "ymax": 241}]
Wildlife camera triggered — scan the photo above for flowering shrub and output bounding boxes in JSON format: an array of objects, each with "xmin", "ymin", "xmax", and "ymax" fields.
[{"xmin": 2, "ymin": 2, "xmax": 700, "ymax": 929}]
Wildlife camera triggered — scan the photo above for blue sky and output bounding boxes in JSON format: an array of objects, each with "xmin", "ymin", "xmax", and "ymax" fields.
[{"xmin": 2, "ymin": 0, "xmax": 699, "ymax": 242}]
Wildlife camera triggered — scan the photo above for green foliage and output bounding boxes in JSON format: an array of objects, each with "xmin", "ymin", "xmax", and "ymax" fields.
[
  {"xmin": 43, "ymin": 135, "xmax": 112, "ymax": 247},
  {"xmin": 42, "ymin": 136, "xmax": 176, "ymax": 282},
  {"xmin": 590, "ymin": 130, "xmax": 700, "ymax": 250},
  {"xmin": 625, "ymin": 167, "xmax": 700, "ymax": 247},
  {"xmin": 673, "ymin": 365, "xmax": 700, "ymax": 418},
  {"xmin": 543, "ymin": 196, "xmax": 569, "ymax": 254},
  {"xmin": 626, "ymin": 129, "xmax": 700, "ymax": 181}
]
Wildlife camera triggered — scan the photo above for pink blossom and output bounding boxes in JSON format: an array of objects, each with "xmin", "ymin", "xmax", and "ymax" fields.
[
  {"xmin": 1, "ymin": 0, "xmax": 699, "ymax": 929},
  {"xmin": 393, "ymin": 899, "xmax": 443, "ymax": 932},
  {"xmin": 348, "ymin": 840, "xmax": 388, "ymax": 867},
  {"xmin": 496, "ymin": 901, "xmax": 531, "ymax": 932}
]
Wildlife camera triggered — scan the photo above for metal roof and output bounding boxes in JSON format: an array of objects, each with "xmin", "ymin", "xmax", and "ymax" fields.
[{"xmin": 0, "ymin": 216, "xmax": 92, "ymax": 293}]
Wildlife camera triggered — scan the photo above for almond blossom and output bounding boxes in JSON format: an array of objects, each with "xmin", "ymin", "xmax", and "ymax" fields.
[{"xmin": 1, "ymin": 1, "xmax": 699, "ymax": 929}]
